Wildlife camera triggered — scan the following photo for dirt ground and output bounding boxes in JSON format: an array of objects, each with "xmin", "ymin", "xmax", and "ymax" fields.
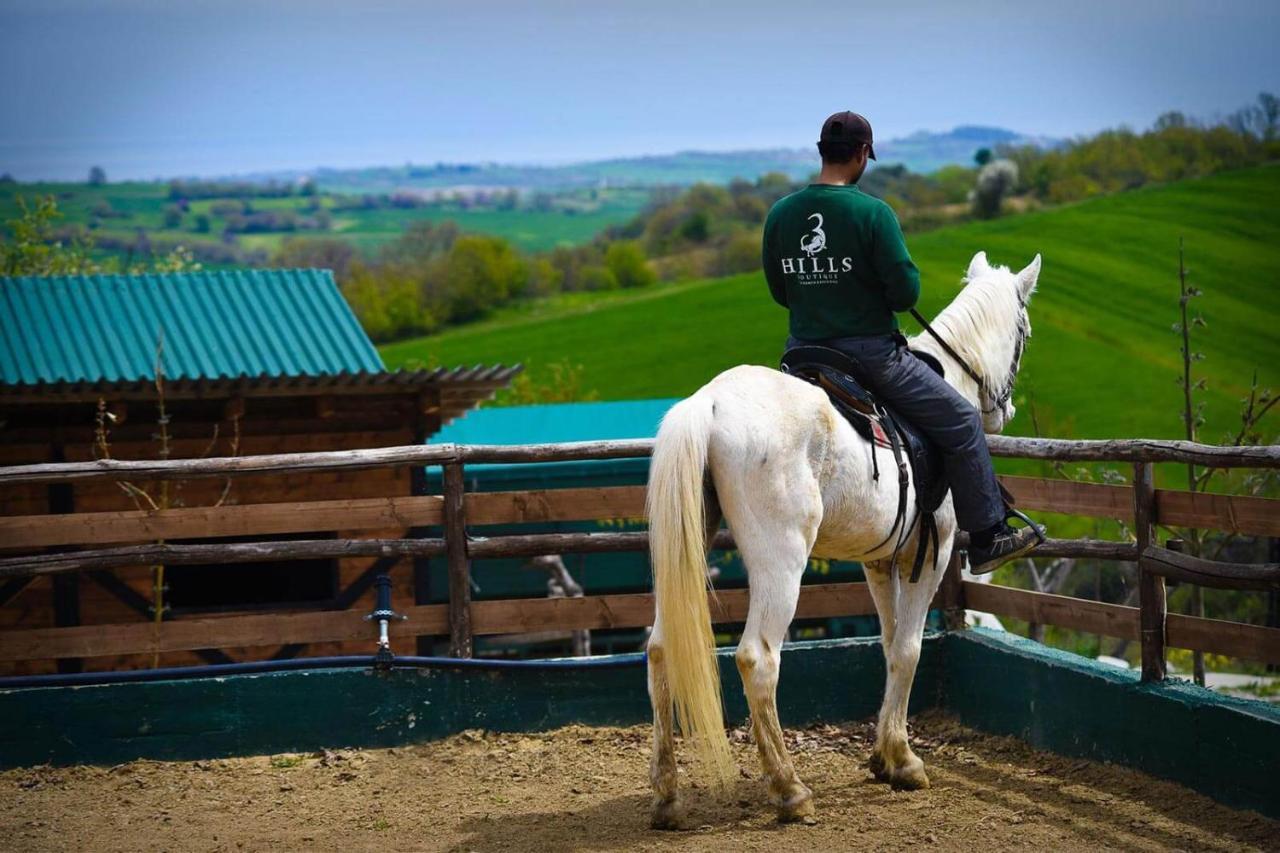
[{"xmin": 1, "ymin": 711, "xmax": 1275, "ymax": 852}]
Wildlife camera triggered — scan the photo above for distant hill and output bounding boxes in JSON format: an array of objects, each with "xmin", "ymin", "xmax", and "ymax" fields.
[
  {"xmin": 246, "ymin": 126, "xmax": 1058, "ymax": 193},
  {"xmin": 382, "ymin": 166, "xmax": 1280, "ymax": 447},
  {"xmin": 876, "ymin": 125, "xmax": 1061, "ymax": 174}
]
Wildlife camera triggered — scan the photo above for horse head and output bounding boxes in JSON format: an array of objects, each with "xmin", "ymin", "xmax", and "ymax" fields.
[{"xmin": 928, "ymin": 251, "xmax": 1042, "ymax": 433}]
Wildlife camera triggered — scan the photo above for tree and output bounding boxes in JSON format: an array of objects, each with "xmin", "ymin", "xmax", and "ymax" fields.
[
  {"xmin": 1258, "ymin": 92, "xmax": 1280, "ymax": 141},
  {"xmin": 2, "ymin": 196, "xmax": 98, "ymax": 275},
  {"xmin": 272, "ymin": 237, "xmax": 356, "ymax": 281},
  {"xmin": 974, "ymin": 148, "xmax": 993, "ymax": 167},
  {"xmin": 163, "ymin": 205, "xmax": 183, "ymax": 229},
  {"xmin": 88, "ymin": 166, "xmax": 107, "ymax": 186},
  {"xmin": 605, "ymin": 240, "xmax": 655, "ymax": 289},
  {"xmin": 971, "ymin": 159, "xmax": 1019, "ymax": 219},
  {"xmin": 194, "ymin": 213, "xmax": 211, "ymax": 233},
  {"xmin": 442, "ymin": 234, "xmax": 525, "ymax": 321}
]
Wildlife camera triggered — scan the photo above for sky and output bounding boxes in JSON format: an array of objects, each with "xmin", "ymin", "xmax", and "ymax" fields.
[{"xmin": 2, "ymin": 0, "xmax": 1277, "ymax": 181}]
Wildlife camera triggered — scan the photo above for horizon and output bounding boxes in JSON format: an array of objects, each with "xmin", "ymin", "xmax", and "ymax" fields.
[{"xmin": 3, "ymin": 0, "xmax": 1277, "ymax": 181}]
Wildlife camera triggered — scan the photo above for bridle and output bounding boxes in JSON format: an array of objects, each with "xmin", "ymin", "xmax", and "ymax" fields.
[{"xmin": 909, "ymin": 303, "xmax": 1027, "ymax": 417}]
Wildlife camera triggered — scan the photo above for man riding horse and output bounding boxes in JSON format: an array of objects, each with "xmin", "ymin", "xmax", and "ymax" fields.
[
  {"xmin": 644, "ymin": 110, "xmax": 1046, "ymax": 828},
  {"xmin": 763, "ymin": 111, "xmax": 1044, "ymax": 572}
]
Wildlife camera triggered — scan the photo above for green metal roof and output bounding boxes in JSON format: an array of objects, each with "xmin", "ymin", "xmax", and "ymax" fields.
[{"xmin": 0, "ymin": 270, "xmax": 383, "ymax": 385}]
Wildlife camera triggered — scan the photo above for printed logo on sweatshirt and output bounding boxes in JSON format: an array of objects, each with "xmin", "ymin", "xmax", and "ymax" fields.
[
  {"xmin": 782, "ymin": 212, "xmax": 852, "ymax": 284},
  {"xmin": 800, "ymin": 213, "xmax": 826, "ymax": 256}
]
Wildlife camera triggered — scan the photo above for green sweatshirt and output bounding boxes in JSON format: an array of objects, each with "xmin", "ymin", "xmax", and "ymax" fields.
[{"xmin": 762, "ymin": 183, "xmax": 921, "ymax": 340}]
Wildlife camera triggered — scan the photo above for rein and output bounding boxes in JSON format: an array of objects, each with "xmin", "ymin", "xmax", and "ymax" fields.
[
  {"xmin": 909, "ymin": 308, "xmax": 983, "ymax": 387},
  {"xmin": 909, "ymin": 306, "xmax": 1024, "ymax": 416}
]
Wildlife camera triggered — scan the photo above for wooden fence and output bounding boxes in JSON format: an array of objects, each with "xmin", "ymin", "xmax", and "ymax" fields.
[{"xmin": 0, "ymin": 436, "xmax": 1277, "ymax": 679}]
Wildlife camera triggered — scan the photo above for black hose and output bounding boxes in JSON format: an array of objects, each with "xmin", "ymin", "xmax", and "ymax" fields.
[{"xmin": 0, "ymin": 651, "xmax": 647, "ymax": 690}]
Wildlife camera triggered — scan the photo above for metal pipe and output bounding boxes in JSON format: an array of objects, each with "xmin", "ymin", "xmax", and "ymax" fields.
[{"xmin": 0, "ymin": 651, "xmax": 648, "ymax": 690}]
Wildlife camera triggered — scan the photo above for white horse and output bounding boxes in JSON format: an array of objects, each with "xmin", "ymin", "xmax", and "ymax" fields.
[{"xmin": 645, "ymin": 250, "xmax": 1041, "ymax": 827}]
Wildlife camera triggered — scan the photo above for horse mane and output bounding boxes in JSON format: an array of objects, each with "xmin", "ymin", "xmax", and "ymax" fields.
[{"xmin": 907, "ymin": 260, "xmax": 1029, "ymax": 403}]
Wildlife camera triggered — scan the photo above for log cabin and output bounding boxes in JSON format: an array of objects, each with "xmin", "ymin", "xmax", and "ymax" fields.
[{"xmin": 0, "ymin": 270, "xmax": 517, "ymax": 674}]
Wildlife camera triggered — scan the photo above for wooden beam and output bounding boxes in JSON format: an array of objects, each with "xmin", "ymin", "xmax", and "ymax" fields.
[
  {"xmin": 962, "ymin": 582, "xmax": 1139, "ymax": 640},
  {"xmin": 1166, "ymin": 612, "xmax": 1280, "ymax": 663},
  {"xmin": 4, "ymin": 472, "xmax": 1271, "ymax": 553},
  {"xmin": 1027, "ymin": 538, "xmax": 1138, "ymax": 561},
  {"xmin": 0, "ymin": 496, "xmax": 446, "ymax": 550},
  {"xmin": 999, "ymin": 475, "xmax": 1131, "ymax": 520},
  {"xmin": 964, "ymin": 580, "xmax": 1280, "ymax": 663},
  {"xmin": 1155, "ymin": 490, "xmax": 1280, "ymax": 537},
  {"xmin": 2, "ymin": 436, "xmax": 1275, "ymax": 486},
  {"xmin": 4, "ymin": 577, "xmax": 1274, "ymax": 663},
  {"xmin": 1141, "ymin": 544, "xmax": 1280, "ymax": 592},
  {"xmin": 470, "ymin": 581, "xmax": 877, "ymax": 634},
  {"xmin": 985, "ymin": 435, "xmax": 1280, "ymax": 468},
  {"xmin": 1134, "ymin": 462, "xmax": 1167, "ymax": 681},
  {"xmin": 0, "ymin": 539, "xmax": 447, "ymax": 579},
  {"xmin": 466, "ymin": 486, "xmax": 646, "ymax": 525},
  {"xmin": 0, "ymin": 603, "xmax": 450, "ymax": 662},
  {"xmin": 0, "ymin": 440, "xmax": 655, "ymax": 486},
  {"xmin": 443, "ymin": 462, "xmax": 472, "ymax": 658},
  {"xmin": 0, "ymin": 582, "xmax": 878, "ymax": 662},
  {"xmin": 938, "ymin": 550, "xmax": 966, "ymax": 630},
  {"xmin": 0, "ymin": 529, "xmax": 1132, "ymax": 582}
]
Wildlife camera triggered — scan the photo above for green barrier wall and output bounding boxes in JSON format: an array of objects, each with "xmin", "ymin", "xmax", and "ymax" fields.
[
  {"xmin": 1, "ymin": 631, "xmax": 1275, "ymax": 817},
  {"xmin": 0, "ymin": 636, "xmax": 932, "ymax": 770},
  {"xmin": 940, "ymin": 628, "xmax": 1280, "ymax": 818}
]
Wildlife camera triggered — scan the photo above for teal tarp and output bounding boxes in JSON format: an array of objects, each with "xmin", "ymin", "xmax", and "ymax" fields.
[{"xmin": 419, "ymin": 400, "xmax": 877, "ymax": 653}]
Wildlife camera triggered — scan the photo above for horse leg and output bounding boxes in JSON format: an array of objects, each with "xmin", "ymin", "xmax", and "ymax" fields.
[
  {"xmin": 863, "ymin": 560, "xmax": 901, "ymax": 782},
  {"xmin": 646, "ymin": 617, "xmax": 682, "ymax": 829},
  {"xmin": 872, "ymin": 534, "xmax": 954, "ymax": 790},
  {"xmin": 735, "ymin": 529, "xmax": 813, "ymax": 822}
]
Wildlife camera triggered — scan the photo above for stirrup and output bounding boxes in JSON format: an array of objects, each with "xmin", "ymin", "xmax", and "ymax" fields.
[{"xmin": 1004, "ymin": 506, "xmax": 1046, "ymax": 545}]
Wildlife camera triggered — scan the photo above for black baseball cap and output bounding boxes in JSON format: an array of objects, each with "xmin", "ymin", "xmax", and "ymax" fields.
[{"xmin": 820, "ymin": 111, "xmax": 876, "ymax": 160}]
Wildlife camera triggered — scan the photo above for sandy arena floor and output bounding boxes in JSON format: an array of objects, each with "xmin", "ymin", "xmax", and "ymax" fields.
[{"xmin": 1, "ymin": 711, "xmax": 1275, "ymax": 852}]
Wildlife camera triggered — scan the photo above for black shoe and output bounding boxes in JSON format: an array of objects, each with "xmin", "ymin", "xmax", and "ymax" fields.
[{"xmin": 968, "ymin": 516, "xmax": 1046, "ymax": 575}]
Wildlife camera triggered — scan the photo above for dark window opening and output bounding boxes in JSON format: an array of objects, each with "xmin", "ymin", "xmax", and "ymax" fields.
[{"xmin": 166, "ymin": 533, "xmax": 339, "ymax": 614}]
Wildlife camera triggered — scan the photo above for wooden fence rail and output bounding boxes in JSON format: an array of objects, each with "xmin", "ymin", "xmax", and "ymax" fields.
[
  {"xmin": 2, "ymin": 477, "xmax": 1275, "ymax": 552},
  {"xmin": 0, "ymin": 437, "xmax": 1277, "ymax": 675},
  {"xmin": 0, "ymin": 435, "xmax": 1277, "ymax": 486}
]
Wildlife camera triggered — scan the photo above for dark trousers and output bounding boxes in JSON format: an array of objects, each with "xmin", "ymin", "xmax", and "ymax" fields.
[{"xmin": 788, "ymin": 332, "xmax": 1005, "ymax": 532}]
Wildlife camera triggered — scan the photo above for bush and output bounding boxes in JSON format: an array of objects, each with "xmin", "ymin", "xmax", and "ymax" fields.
[
  {"xmin": 579, "ymin": 265, "xmax": 619, "ymax": 291},
  {"xmin": 716, "ymin": 231, "xmax": 762, "ymax": 276},
  {"xmin": 604, "ymin": 241, "xmax": 655, "ymax": 289},
  {"xmin": 442, "ymin": 234, "xmax": 526, "ymax": 321}
]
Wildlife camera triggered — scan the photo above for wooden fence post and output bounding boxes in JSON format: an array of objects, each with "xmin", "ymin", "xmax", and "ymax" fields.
[
  {"xmin": 443, "ymin": 462, "xmax": 473, "ymax": 658},
  {"xmin": 1134, "ymin": 462, "xmax": 1166, "ymax": 681},
  {"xmin": 939, "ymin": 548, "xmax": 967, "ymax": 631}
]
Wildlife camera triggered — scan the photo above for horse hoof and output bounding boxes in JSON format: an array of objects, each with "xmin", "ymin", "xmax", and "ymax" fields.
[
  {"xmin": 776, "ymin": 787, "xmax": 816, "ymax": 823},
  {"xmin": 888, "ymin": 758, "xmax": 930, "ymax": 791},
  {"xmin": 868, "ymin": 751, "xmax": 889, "ymax": 782},
  {"xmin": 650, "ymin": 798, "xmax": 684, "ymax": 831}
]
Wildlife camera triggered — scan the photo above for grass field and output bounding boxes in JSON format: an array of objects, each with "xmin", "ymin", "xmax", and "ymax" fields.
[
  {"xmin": 382, "ymin": 166, "xmax": 1280, "ymax": 450},
  {"xmin": 0, "ymin": 183, "xmax": 648, "ymax": 257}
]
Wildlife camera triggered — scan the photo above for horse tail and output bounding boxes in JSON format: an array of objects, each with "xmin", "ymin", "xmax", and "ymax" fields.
[{"xmin": 647, "ymin": 393, "xmax": 735, "ymax": 786}]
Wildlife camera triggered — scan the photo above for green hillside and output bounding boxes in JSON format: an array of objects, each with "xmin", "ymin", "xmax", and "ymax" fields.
[
  {"xmin": 383, "ymin": 166, "xmax": 1280, "ymax": 445},
  {"xmin": 0, "ymin": 182, "xmax": 648, "ymax": 259}
]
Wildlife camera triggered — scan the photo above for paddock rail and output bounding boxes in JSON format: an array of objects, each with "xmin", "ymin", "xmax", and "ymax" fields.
[{"xmin": 0, "ymin": 435, "xmax": 1277, "ymax": 679}]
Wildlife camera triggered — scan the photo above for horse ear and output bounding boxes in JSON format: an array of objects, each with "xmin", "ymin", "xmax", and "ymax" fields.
[
  {"xmin": 1017, "ymin": 254, "xmax": 1042, "ymax": 298},
  {"xmin": 967, "ymin": 251, "xmax": 990, "ymax": 281}
]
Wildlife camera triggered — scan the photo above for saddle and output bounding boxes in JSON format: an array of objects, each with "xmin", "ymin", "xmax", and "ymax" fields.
[{"xmin": 780, "ymin": 345, "xmax": 948, "ymax": 583}]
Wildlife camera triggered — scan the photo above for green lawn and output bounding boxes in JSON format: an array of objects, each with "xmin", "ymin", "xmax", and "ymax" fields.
[{"xmin": 382, "ymin": 166, "xmax": 1280, "ymax": 451}]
